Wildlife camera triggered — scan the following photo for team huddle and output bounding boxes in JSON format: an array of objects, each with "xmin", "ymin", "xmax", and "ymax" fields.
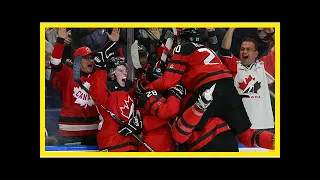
[{"xmin": 48, "ymin": 28, "xmax": 275, "ymax": 152}]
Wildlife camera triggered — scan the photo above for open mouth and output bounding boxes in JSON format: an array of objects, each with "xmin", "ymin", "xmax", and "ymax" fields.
[
  {"xmin": 88, "ymin": 64, "xmax": 93, "ymax": 68},
  {"xmin": 242, "ymin": 55, "xmax": 249, "ymax": 60},
  {"xmin": 122, "ymin": 77, "xmax": 127, "ymax": 83}
]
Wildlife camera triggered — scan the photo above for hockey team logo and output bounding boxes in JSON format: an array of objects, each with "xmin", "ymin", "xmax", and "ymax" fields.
[
  {"xmin": 73, "ymin": 82, "xmax": 94, "ymax": 108},
  {"xmin": 238, "ymin": 75, "xmax": 261, "ymax": 98},
  {"xmin": 120, "ymin": 95, "xmax": 134, "ymax": 120}
]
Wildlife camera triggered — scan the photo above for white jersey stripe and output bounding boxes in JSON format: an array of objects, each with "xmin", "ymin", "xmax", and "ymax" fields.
[
  {"xmin": 59, "ymin": 124, "xmax": 98, "ymax": 131},
  {"xmin": 51, "ymin": 57, "xmax": 61, "ymax": 65}
]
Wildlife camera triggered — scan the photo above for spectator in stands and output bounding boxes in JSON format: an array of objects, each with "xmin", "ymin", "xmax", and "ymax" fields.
[
  {"xmin": 46, "ymin": 40, "xmax": 54, "ymax": 80},
  {"xmin": 46, "ymin": 28, "xmax": 58, "ymax": 46},
  {"xmin": 50, "ymin": 28, "xmax": 100, "ymax": 145},
  {"xmin": 200, "ymin": 28, "xmax": 226, "ymax": 54},
  {"xmin": 220, "ymin": 28, "xmax": 275, "ymax": 133},
  {"xmin": 131, "ymin": 41, "xmax": 152, "ymax": 79},
  {"xmin": 45, "ymin": 33, "xmax": 72, "ymax": 109},
  {"xmin": 230, "ymin": 28, "xmax": 271, "ymax": 59},
  {"xmin": 45, "ymin": 30, "xmax": 72, "ymax": 80},
  {"xmin": 132, "ymin": 28, "xmax": 163, "ymax": 63}
]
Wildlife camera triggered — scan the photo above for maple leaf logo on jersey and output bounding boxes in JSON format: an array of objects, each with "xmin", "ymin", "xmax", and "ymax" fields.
[
  {"xmin": 238, "ymin": 75, "xmax": 261, "ymax": 94},
  {"xmin": 120, "ymin": 95, "xmax": 134, "ymax": 120},
  {"xmin": 73, "ymin": 82, "xmax": 95, "ymax": 108}
]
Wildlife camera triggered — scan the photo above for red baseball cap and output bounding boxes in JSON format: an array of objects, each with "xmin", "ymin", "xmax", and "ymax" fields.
[{"xmin": 73, "ymin": 46, "xmax": 93, "ymax": 57}]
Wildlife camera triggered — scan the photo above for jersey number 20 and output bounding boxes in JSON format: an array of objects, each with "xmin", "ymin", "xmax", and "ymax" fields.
[{"xmin": 197, "ymin": 48, "xmax": 221, "ymax": 65}]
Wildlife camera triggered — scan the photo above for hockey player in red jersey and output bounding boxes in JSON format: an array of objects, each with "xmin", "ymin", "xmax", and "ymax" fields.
[
  {"xmin": 141, "ymin": 28, "xmax": 275, "ymax": 151},
  {"xmin": 135, "ymin": 65, "xmax": 186, "ymax": 152},
  {"xmin": 172, "ymin": 85, "xmax": 233, "ymax": 151},
  {"xmin": 89, "ymin": 47, "xmax": 143, "ymax": 152},
  {"xmin": 50, "ymin": 28, "xmax": 99, "ymax": 145},
  {"xmin": 172, "ymin": 89, "xmax": 275, "ymax": 151}
]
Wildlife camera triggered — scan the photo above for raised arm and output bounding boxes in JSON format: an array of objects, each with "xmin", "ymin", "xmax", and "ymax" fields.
[
  {"xmin": 219, "ymin": 28, "xmax": 238, "ymax": 76},
  {"xmin": 258, "ymin": 28, "xmax": 275, "ymax": 80},
  {"xmin": 144, "ymin": 45, "xmax": 188, "ymax": 91},
  {"xmin": 49, "ymin": 28, "xmax": 72, "ymax": 86}
]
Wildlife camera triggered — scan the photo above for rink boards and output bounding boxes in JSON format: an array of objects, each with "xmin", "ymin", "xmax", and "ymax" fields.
[
  {"xmin": 45, "ymin": 109, "xmax": 271, "ymax": 152},
  {"xmin": 45, "ymin": 144, "xmax": 270, "ymax": 152}
]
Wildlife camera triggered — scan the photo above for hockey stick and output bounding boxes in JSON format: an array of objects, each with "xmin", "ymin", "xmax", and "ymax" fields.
[
  {"xmin": 130, "ymin": 40, "xmax": 142, "ymax": 69},
  {"xmin": 160, "ymin": 32, "xmax": 174, "ymax": 63},
  {"xmin": 72, "ymin": 56, "xmax": 154, "ymax": 152}
]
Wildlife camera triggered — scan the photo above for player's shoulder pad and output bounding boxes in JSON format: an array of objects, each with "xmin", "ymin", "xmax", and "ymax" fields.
[
  {"xmin": 98, "ymin": 41, "xmax": 118, "ymax": 52},
  {"xmin": 174, "ymin": 41, "xmax": 203, "ymax": 56}
]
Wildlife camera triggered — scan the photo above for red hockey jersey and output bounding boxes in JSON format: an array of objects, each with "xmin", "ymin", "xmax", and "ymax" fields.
[
  {"xmin": 89, "ymin": 69, "xmax": 138, "ymax": 152},
  {"xmin": 137, "ymin": 92, "xmax": 180, "ymax": 152},
  {"xmin": 50, "ymin": 40, "xmax": 99, "ymax": 140},
  {"xmin": 145, "ymin": 42, "xmax": 233, "ymax": 92},
  {"xmin": 172, "ymin": 93, "xmax": 229, "ymax": 151}
]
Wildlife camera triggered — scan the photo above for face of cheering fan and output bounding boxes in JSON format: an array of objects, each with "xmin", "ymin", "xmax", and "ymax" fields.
[
  {"xmin": 81, "ymin": 54, "xmax": 94, "ymax": 73},
  {"xmin": 115, "ymin": 65, "xmax": 128, "ymax": 87},
  {"xmin": 139, "ymin": 52, "xmax": 148, "ymax": 69},
  {"xmin": 239, "ymin": 41, "xmax": 258, "ymax": 66}
]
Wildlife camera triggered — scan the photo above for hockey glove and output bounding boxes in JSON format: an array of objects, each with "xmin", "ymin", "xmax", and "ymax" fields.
[
  {"xmin": 136, "ymin": 78, "xmax": 147, "ymax": 96},
  {"xmin": 168, "ymin": 84, "xmax": 186, "ymax": 100},
  {"xmin": 118, "ymin": 110, "xmax": 143, "ymax": 136},
  {"xmin": 93, "ymin": 55, "xmax": 106, "ymax": 70},
  {"xmin": 137, "ymin": 90, "xmax": 162, "ymax": 108}
]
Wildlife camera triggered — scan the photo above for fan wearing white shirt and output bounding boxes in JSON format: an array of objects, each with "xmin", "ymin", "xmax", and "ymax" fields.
[{"xmin": 219, "ymin": 28, "xmax": 275, "ymax": 133}]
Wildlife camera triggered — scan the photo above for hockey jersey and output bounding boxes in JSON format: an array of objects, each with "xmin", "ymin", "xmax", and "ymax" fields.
[
  {"xmin": 136, "ymin": 91, "xmax": 180, "ymax": 152},
  {"xmin": 145, "ymin": 41, "xmax": 233, "ymax": 92},
  {"xmin": 89, "ymin": 69, "xmax": 138, "ymax": 152},
  {"xmin": 50, "ymin": 39, "xmax": 99, "ymax": 141}
]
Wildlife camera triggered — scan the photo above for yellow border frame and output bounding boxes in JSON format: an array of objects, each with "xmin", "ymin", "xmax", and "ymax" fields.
[{"xmin": 40, "ymin": 22, "xmax": 280, "ymax": 158}]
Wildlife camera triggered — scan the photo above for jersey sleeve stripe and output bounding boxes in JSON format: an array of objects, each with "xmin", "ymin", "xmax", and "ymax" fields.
[
  {"xmin": 167, "ymin": 60, "xmax": 188, "ymax": 66},
  {"xmin": 174, "ymin": 123, "xmax": 192, "ymax": 136},
  {"xmin": 189, "ymin": 123, "xmax": 227, "ymax": 148},
  {"xmin": 148, "ymin": 96, "xmax": 162, "ymax": 113},
  {"xmin": 180, "ymin": 116, "xmax": 196, "ymax": 128},
  {"xmin": 165, "ymin": 68, "xmax": 184, "ymax": 75}
]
